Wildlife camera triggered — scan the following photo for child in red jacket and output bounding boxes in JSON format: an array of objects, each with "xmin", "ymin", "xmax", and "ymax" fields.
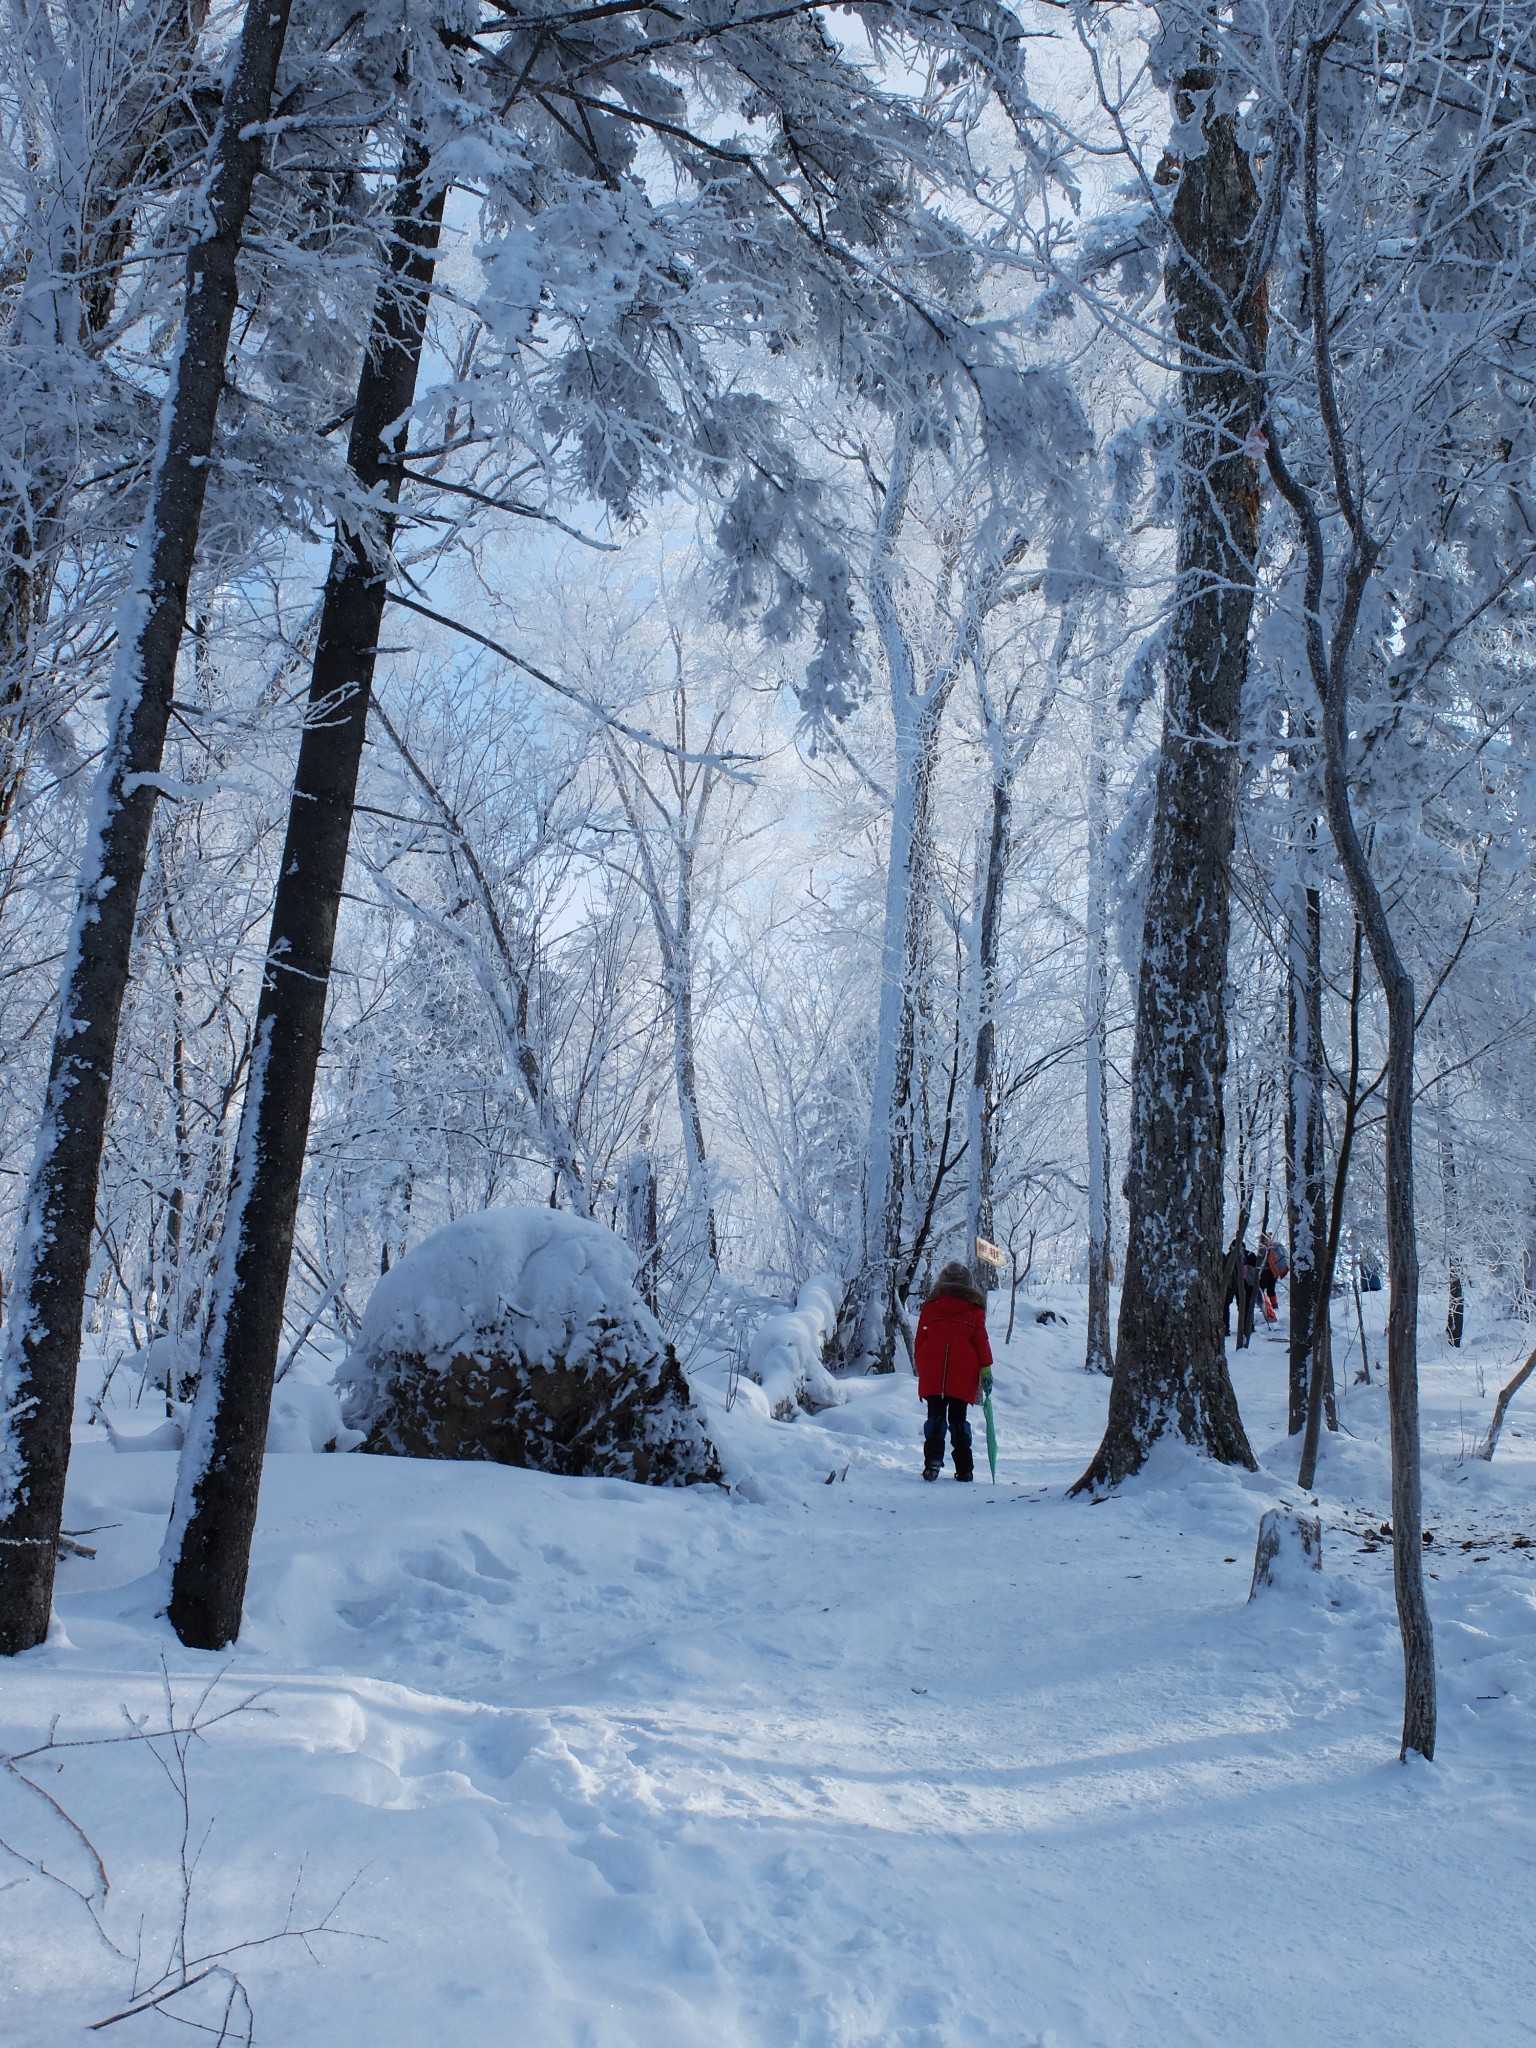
[{"xmin": 913, "ymin": 1261, "xmax": 993, "ymax": 1482}]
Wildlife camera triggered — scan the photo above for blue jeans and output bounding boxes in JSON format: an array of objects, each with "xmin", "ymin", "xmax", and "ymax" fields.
[{"xmin": 924, "ymin": 1396, "xmax": 973, "ymax": 1477}]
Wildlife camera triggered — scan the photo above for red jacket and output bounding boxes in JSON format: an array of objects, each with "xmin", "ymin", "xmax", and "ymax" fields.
[{"xmin": 914, "ymin": 1290, "xmax": 992, "ymax": 1404}]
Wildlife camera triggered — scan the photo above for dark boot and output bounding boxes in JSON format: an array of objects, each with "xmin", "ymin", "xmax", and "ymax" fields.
[
  {"xmin": 949, "ymin": 1401, "xmax": 974, "ymax": 1481},
  {"xmin": 923, "ymin": 1398, "xmax": 945, "ymax": 1480}
]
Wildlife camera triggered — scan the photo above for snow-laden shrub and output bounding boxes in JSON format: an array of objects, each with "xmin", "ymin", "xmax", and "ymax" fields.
[
  {"xmin": 746, "ymin": 1276, "xmax": 845, "ymax": 1419},
  {"xmin": 336, "ymin": 1208, "xmax": 721, "ymax": 1487}
]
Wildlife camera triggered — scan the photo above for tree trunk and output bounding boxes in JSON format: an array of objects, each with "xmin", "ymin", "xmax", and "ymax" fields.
[
  {"xmin": 1084, "ymin": 658, "xmax": 1114, "ymax": 1376},
  {"xmin": 160, "ymin": 884, "xmax": 193, "ymax": 1404},
  {"xmin": 963, "ymin": 748, "xmax": 1009, "ymax": 1287},
  {"xmin": 1285, "ymin": 869, "xmax": 1327, "ymax": 1432},
  {"xmin": 849, "ymin": 704, "xmax": 937, "ymax": 1373},
  {"xmin": 1436, "ymin": 1075, "xmax": 1464, "ymax": 1348},
  {"xmin": 0, "ymin": 0, "xmax": 296, "ymax": 1657},
  {"xmin": 622, "ymin": 1151, "xmax": 660, "ymax": 1314},
  {"xmin": 1262, "ymin": 19, "xmax": 1435, "ymax": 1762},
  {"xmin": 668, "ymin": 843, "xmax": 719, "ymax": 1268},
  {"xmin": 846, "ymin": 414, "xmax": 955, "ymax": 1376},
  {"xmin": 1360, "ymin": 939, "xmax": 1434, "ymax": 1759},
  {"xmin": 1479, "ymin": 1343, "xmax": 1536, "ymax": 1462},
  {"xmin": 166, "ymin": 147, "xmax": 445, "ymax": 1651},
  {"xmin": 1073, "ymin": 56, "xmax": 1263, "ymax": 1491},
  {"xmin": 1297, "ymin": 919, "xmax": 1363, "ymax": 1489},
  {"xmin": 963, "ymin": 646, "xmax": 1060, "ymax": 1303}
]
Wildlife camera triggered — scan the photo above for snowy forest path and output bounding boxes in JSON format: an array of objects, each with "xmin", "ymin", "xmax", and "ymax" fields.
[{"xmin": 3, "ymin": 1304, "xmax": 1535, "ymax": 2043}]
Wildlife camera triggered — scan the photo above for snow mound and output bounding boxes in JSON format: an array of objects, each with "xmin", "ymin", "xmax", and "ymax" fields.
[
  {"xmin": 336, "ymin": 1207, "xmax": 720, "ymax": 1487},
  {"xmin": 104, "ymin": 1410, "xmax": 186, "ymax": 1454},
  {"xmin": 105, "ymin": 1357, "xmax": 359, "ymax": 1454},
  {"xmin": 267, "ymin": 1367, "xmax": 363, "ymax": 1454},
  {"xmin": 746, "ymin": 1275, "xmax": 845, "ymax": 1417}
]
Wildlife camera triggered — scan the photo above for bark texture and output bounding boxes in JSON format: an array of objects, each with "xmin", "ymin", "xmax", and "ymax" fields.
[
  {"xmin": 1351, "ymin": 909, "xmax": 1434, "ymax": 1757},
  {"xmin": 166, "ymin": 149, "xmax": 445, "ymax": 1651},
  {"xmin": 1437, "ymin": 1079, "xmax": 1464, "ymax": 1348},
  {"xmin": 845, "ymin": 417, "xmax": 950, "ymax": 1376},
  {"xmin": 1298, "ymin": 915, "xmax": 1364, "ymax": 1486},
  {"xmin": 1084, "ymin": 658, "xmax": 1114, "ymax": 1377},
  {"xmin": 1285, "ymin": 872, "xmax": 1327, "ymax": 1432},
  {"xmin": 0, "ymin": 0, "xmax": 295, "ymax": 1656},
  {"xmin": 963, "ymin": 744, "xmax": 1009, "ymax": 1284},
  {"xmin": 1073, "ymin": 69, "xmax": 1263, "ymax": 1491}
]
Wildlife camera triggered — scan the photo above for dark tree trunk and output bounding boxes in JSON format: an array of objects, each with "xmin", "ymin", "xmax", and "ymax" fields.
[
  {"xmin": 0, "ymin": 0, "xmax": 295, "ymax": 1657},
  {"xmin": 1368, "ymin": 956, "xmax": 1434, "ymax": 1758},
  {"xmin": 1297, "ymin": 919, "xmax": 1363, "ymax": 1489},
  {"xmin": 1220, "ymin": 1216, "xmax": 1248, "ymax": 1339},
  {"xmin": 1073, "ymin": 55, "xmax": 1263, "ymax": 1492},
  {"xmin": 1446, "ymin": 1254, "xmax": 1465, "ymax": 1349},
  {"xmin": 160, "ymin": 890, "xmax": 193, "ymax": 1409},
  {"xmin": 166, "ymin": 149, "xmax": 445, "ymax": 1651},
  {"xmin": 1437, "ymin": 1080, "xmax": 1464, "ymax": 1348},
  {"xmin": 1286, "ymin": 873, "xmax": 1327, "ymax": 1432},
  {"xmin": 1084, "ymin": 659, "xmax": 1113, "ymax": 1374}
]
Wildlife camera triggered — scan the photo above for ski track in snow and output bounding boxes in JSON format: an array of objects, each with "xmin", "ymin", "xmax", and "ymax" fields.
[{"xmin": 3, "ymin": 1297, "xmax": 1535, "ymax": 2045}]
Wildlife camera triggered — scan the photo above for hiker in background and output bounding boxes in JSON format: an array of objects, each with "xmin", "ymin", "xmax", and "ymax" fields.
[
  {"xmin": 913, "ymin": 1261, "xmax": 993, "ymax": 1482},
  {"xmin": 1257, "ymin": 1232, "xmax": 1289, "ymax": 1323}
]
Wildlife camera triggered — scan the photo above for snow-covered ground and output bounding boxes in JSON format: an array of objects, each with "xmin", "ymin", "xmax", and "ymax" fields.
[{"xmin": 4, "ymin": 1292, "xmax": 1535, "ymax": 2046}]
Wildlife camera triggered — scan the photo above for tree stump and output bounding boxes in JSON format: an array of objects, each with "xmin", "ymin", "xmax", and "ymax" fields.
[{"xmin": 1248, "ymin": 1509, "xmax": 1323, "ymax": 1599}]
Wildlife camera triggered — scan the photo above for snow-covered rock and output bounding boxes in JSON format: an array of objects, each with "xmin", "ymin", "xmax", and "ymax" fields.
[
  {"xmin": 336, "ymin": 1207, "xmax": 720, "ymax": 1487},
  {"xmin": 745, "ymin": 1275, "xmax": 845, "ymax": 1418}
]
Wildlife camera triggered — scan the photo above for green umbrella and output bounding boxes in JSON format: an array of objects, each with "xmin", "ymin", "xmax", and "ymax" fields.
[{"xmin": 982, "ymin": 1380, "xmax": 998, "ymax": 1482}]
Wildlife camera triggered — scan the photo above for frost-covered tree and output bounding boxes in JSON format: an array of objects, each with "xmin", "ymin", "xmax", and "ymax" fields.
[
  {"xmin": 0, "ymin": 0, "xmax": 217, "ymax": 829},
  {"xmin": 1073, "ymin": 6, "xmax": 1266, "ymax": 1491},
  {"xmin": 0, "ymin": 0, "xmax": 303, "ymax": 1655},
  {"xmin": 1201, "ymin": 0, "xmax": 1536, "ymax": 1758},
  {"xmin": 795, "ymin": 359, "xmax": 1093, "ymax": 1376},
  {"xmin": 163, "ymin": 0, "xmax": 1076, "ymax": 1645}
]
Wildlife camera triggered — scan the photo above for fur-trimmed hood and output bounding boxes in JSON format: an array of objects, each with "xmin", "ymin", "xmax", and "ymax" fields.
[{"xmin": 926, "ymin": 1260, "xmax": 985, "ymax": 1308}]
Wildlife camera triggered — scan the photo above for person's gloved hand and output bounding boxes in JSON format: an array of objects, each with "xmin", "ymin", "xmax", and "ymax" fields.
[{"xmin": 981, "ymin": 1371, "xmax": 994, "ymax": 1399}]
